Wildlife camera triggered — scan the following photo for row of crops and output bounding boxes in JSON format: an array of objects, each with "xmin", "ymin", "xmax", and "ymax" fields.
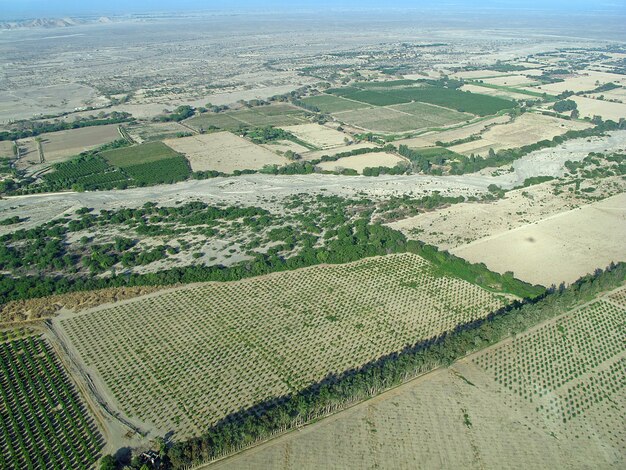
[
  {"xmin": 60, "ymin": 253, "xmax": 507, "ymax": 436},
  {"xmin": 40, "ymin": 151, "xmax": 190, "ymax": 192},
  {"xmin": 327, "ymin": 83, "xmax": 516, "ymax": 116},
  {"xmin": 0, "ymin": 335, "xmax": 103, "ymax": 469}
]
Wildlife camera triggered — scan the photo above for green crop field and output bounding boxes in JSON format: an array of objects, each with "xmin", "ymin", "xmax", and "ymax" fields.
[
  {"xmin": 0, "ymin": 335, "xmax": 103, "ymax": 469},
  {"xmin": 186, "ymin": 105, "xmax": 307, "ymax": 132},
  {"xmin": 328, "ymin": 83, "xmax": 517, "ymax": 116},
  {"xmin": 300, "ymin": 95, "xmax": 372, "ymax": 113},
  {"xmin": 100, "ymin": 141, "xmax": 181, "ymax": 167},
  {"xmin": 59, "ymin": 253, "xmax": 509, "ymax": 438}
]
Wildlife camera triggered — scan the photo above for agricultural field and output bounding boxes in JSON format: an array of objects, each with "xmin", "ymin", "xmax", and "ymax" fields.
[
  {"xmin": 479, "ymin": 74, "xmax": 539, "ymax": 87},
  {"xmin": 281, "ymin": 123, "xmax": 350, "ymax": 149},
  {"xmin": 0, "ymin": 334, "xmax": 104, "ymax": 469},
  {"xmin": 588, "ymin": 86, "xmax": 626, "ymax": 103},
  {"xmin": 56, "ymin": 253, "xmax": 509, "ymax": 438},
  {"xmin": 100, "ymin": 141, "xmax": 181, "ymax": 167},
  {"xmin": 334, "ymin": 102, "xmax": 472, "ymax": 133},
  {"xmin": 448, "ymin": 113, "xmax": 592, "ymax": 156},
  {"xmin": 123, "ymin": 121, "xmax": 192, "ymax": 143},
  {"xmin": 185, "ymin": 104, "xmax": 307, "ymax": 132},
  {"xmin": 212, "ymin": 286, "xmax": 626, "ymax": 470},
  {"xmin": 15, "ymin": 125, "xmax": 122, "ymax": 170},
  {"xmin": 317, "ymin": 151, "xmax": 406, "ymax": 174},
  {"xmin": 301, "ymin": 142, "xmax": 381, "ymax": 161},
  {"xmin": 530, "ymin": 70, "xmax": 626, "ymax": 94},
  {"xmin": 451, "ymin": 193, "xmax": 626, "ymax": 286},
  {"xmin": 569, "ymin": 96, "xmax": 626, "ymax": 122},
  {"xmin": 299, "ymin": 94, "xmax": 371, "ymax": 113},
  {"xmin": 164, "ymin": 131, "xmax": 287, "ymax": 173},
  {"xmin": 460, "ymin": 83, "xmax": 538, "ymax": 101},
  {"xmin": 327, "ymin": 84, "xmax": 516, "ymax": 116}
]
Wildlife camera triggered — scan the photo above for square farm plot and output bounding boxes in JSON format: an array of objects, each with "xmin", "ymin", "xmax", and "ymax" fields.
[
  {"xmin": 281, "ymin": 123, "xmax": 350, "ymax": 149},
  {"xmin": 317, "ymin": 151, "xmax": 406, "ymax": 173},
  {"xmin": 163, "ymin": 132, "xmax": 287, "ymax": 173},
  {"xmin": 301, "ymin": 95, "xmax": 371, "ymax": 113},
  {"xmin": 57, "ymin": 253, "xmax": 508, "ymax": 438}
]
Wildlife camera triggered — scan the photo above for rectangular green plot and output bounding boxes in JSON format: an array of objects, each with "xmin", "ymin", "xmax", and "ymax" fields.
[
  {"xmin": 351, "ymin": 79, "xmax": 422, "ymax": 88},
  {"xmin": 124, "ymin": 156, "xmax": 190, "ymax": 184},
  {"xmin": 185, "ymin": 113, "xmax": 245, "ymax": 132},
  {"xmin": 337, "ymin": 108, "xmax": 440, "ymax": 133},
  {"xmin": 390, "ymin": 102, "xmax": 472, "ymax": 125},
  {"xmin": 234, "ymin": 109, "xmax": 304, "ymax": 127},
  {"xmin": 253, "ymin": 104, "xmax": 304, "ymax": 116},
  {"xmin": 301, "ymin": 95, "xmax": 370, "ymax": 113},
  {"xmin": 384, "ymin": 87, "xmax": 516, "ymax": 116},
  {"xmin": 100, "ymin": 141, "xmax": 181, "ymax": 168}
]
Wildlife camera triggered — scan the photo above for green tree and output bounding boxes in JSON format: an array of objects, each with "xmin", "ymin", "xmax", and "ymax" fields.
[{"xmin": 100, "ymin": 455, "xmax": 116, "ymax": 470}]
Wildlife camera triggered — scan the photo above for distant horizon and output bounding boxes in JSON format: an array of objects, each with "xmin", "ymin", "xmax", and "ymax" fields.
[{"xmin": 1, "ymin": 0, "xmax": 625, "ymax": 22}]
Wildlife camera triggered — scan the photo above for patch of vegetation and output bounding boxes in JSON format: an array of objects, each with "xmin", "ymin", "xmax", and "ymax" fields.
[{"xmin": 100, "ymin": 141, "xmax": 181, "ymax": 167}]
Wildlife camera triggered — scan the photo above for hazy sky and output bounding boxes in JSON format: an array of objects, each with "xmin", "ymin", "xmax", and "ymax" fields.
[{"xmin": 1, "ymin": 0, "xmax": 624, "ymax": 20}]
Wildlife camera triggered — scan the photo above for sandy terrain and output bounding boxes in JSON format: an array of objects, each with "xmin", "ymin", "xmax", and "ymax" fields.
[
  {"xmin": 281, "ymin": 124, "xmax": 350, "ymax": 149},
  {"xmin": 387, "ymin": 177, "xmax": 625, "ymax": 249},
  {"xmin": 570, "ymin": 96, "xmax": 626, "ymax": 121},
  {"xmin": 301, "ymin": 142, "xmax": 381, "ymax": 161},
  {"xmin": 0, "ymin": 141, "xmax": 14, "ymax": 159},
  {"xmin": 451, "ymin": 193, "xmax": 626, "ymax": 286},
  {"xmin": 0, "ymin": 83, "xmax": 109, "ymax": 123},
  {"xmin": 317, "ymin": 152, "xmax": 406, "ymax": 173},
  {"xmin": 448, "ymin": 113, "xmax": 591, "ymax": 156},
  {"xmin": 208, "ymin": 289, "xmax": 625, "ymax": 470},
  {"xmin": 163, "ymin": 132, "xmax": 287, "ymax": 173}
]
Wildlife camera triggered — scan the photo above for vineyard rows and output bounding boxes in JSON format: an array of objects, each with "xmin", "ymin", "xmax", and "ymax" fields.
[
  {"xmin": 0, "ymin": 335, "xmax": 103, "ymax": 469},
  {"xmin": 60, "ymin": 253, "xmax": 507, "ymax": 436},
  {"xmin": 472, "ymin": 291, "xmax": 626, "ymax": 445}
]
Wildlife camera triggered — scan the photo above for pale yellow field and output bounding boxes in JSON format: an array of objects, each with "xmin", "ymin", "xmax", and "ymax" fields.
[
  {"xmin": 163, "ymin": 132, "xmax": 287, "ymax": 173},
  {"xmin": 281, "ymin": 123, "xmax": 350, "ymax": 149},
  {"xmin": 480, "ymin": 74, "xmax": 539, "ymax": 87},
  {"xmin": 210, "ymin": 288, "xmax": 626, "ymax": 470},
  {"xmin": 460, "ymin": 84, "xmax": 531, "ymax": 101},
  {"xmin": 570, "ymin": 96, "xmax": 626, "ymax": 121},
  {"xmin": 301, "ymin": 142, "xmax": 381, "ymax": 161},
  {"xmin": 588, "ymin": 86, "xmax": 626, "ymax": 103},
  {"xmin": 531, "ymin": 70, "xmax": 626, "ymax": 94},
  {"xmin": 16, "ymin": 124, "xmax": 121, "ymax": 168},
  {"xmin": 261, "ymin": 140, "xmax": 311, "ymax": 155},
  {"xmin": 448, "ymin": 113, "xmax": 591, "ymax": 156},
  {"xmin": 451, "ymin": 193, "xmax": 626, "ymax": 286},
  {"xmin": 395, "ymin": 115, "xmax": 510, "ymax": 149},
  {"xmin": 317, "ymin": 152, "xmax": 406, "ymax": 173},
  {"xmin": 451, "ymin": 70, "xmax": 509, "ymax": 79}
]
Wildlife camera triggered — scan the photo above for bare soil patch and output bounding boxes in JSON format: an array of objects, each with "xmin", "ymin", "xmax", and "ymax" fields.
[
  {"xmin": 163, "ymin": 132, "xmax": 287, "ymax": 173},
  {"xmin": 570, "ymin": 96, "xmax": 626, "ymax": 121},
  {"xmin": 281, "ymin": 123, "xmax": 351, "ymax": 149},
  {"xmin": 451, "ymin": 193, "xmax": 626, "ymax": 286}
]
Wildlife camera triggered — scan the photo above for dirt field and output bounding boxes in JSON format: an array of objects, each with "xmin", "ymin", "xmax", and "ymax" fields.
[
  {"xmin": 460, "ymin": 83, "xmax": 531, "ymax": 101},
  {"xmin": 317, "ymin": 152, "xmax": 406, "ymax": 173},
  {"xmin": 261, "ymin": 140, "xmax": 311, "ymax": 156},
  {"xmin": 281, "ymin": 124, "xmax": 350, "ymax": 149},
  {"xmin": 448, "ymin": 113, "xmax": 591, "ymax": 156},
  {"xmin": 451, "ymin": 193, "xmax": 626, "ymax": 286},
  {"xmin": 570, "ymin": 96, "xmax": 626, "ymax": 121},
  {"xmin": 588, "ymin": 86, "xmax": 626, "ymax": 103},
  {"xmin": 15, "ymin": 124, "xmax": 122, "ymax": 170},
  {"xmin": 531, "ymin": 70, "xmax": 626, "ymax": 94},
  {"xmin": 209, "ymin": 287, "xmax": 626, "ymax": 470},
  {"xmin": 54, "ymin": 253, "xmax": 506, "ymax": 438},
  {"xmin": 124, "ymin": 121, "xmax": 191, "ymax": 143},
  {"xmin": 480, "ymin": 74, "xmax": 539, "ymax": 87},
  {"xmin": 387, "ymin": 177, "xmax": 625, "ymax": 251},
  {"xmin": 163, "ymin": 132, "xmax": 287, "ymax": 173}
]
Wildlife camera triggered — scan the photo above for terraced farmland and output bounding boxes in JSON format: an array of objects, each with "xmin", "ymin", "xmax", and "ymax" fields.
[
  {"xmin": 0, "ymin": 335, "xmax": 103, "ymax": 469},
  {"xmin": 58, "ymin": 253, "xmax": 508, "ymax": 437}
]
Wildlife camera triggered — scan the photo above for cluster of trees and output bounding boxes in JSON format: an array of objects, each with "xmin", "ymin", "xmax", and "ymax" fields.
[
  {"xmin": 155, "ymin": 106, "xmax": 195, "ymax": 122},
  {"xmin": 0, "ymin": 112, "xmax": 133, "ymax": 141},
  {"xmin": 161, "ymin": 260, "xmax": 623, "ymax": 469},
  {"xmin": 553, "ymin": 99, "xmax": 577, "ymax": 113}
]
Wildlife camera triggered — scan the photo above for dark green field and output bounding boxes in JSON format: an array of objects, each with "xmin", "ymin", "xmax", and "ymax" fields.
[{"xmin": 100, "ymin": 141, "xmax": 181, "ymax": 167}]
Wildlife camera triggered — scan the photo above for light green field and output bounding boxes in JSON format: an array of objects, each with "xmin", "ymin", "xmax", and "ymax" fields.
[
  {"xmin": 186, "ymin": 105, "xmax": 307, "ymax": 131},
  {"xmin": 301, "ymin": 95, "xmax": 372, "ymax": 113},
  {"xmin": 390, "ymin": 101, "xmax": 473, "ymax": 123},
  {"xmin": 58, "ymin": 253, "xmax": 506, "ymax": 437},
  {"xmin": 100, "ymin": 141, "xmax": 181, "ymax": 167}
]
